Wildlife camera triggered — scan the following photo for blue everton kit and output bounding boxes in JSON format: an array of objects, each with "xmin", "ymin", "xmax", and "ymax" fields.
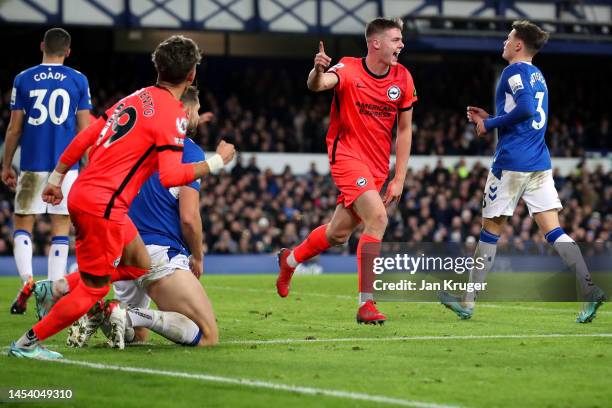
[{"xmin": 10, "ymin": 63, "xmax": 91, "ymax": 171}]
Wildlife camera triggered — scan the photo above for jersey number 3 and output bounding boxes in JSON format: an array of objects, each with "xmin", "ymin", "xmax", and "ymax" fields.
[{"xmin": 532, "ymin": 92, "xmax": 546, "ymax": 130}]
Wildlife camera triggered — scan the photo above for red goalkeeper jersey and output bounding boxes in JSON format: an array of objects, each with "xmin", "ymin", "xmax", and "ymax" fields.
[
  {"xmin": 59, "ymin": 86, "xmax": 195, "ymax": 221},
  {"xmin": 326, "ymin": 57, "xmax": 417, "ymax": 178}
]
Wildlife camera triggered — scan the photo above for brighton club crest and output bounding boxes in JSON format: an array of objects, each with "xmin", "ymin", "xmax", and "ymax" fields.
[{"xmin": 387, "ymin": 85, "xmax": 401, "ymax": 101}]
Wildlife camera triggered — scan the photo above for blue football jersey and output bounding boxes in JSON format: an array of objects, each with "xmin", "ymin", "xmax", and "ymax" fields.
[
  {"xmin": 129, "ymin": 138, "xmax": 205, "ymax": 256},
  {"xmin": 492, "ymin": 62, "xmax": 551, "ymax": 171},
  {"xmin": 10, "ymin": 64, "xmax": 92, "ymax": 171}
]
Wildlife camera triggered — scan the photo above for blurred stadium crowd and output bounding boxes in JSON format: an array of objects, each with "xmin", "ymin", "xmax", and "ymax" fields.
[
  {"xmin": 90, "ymin": 61, "xmax": 610, "ymax": 157},
  {"xmin": 2, "ymin": 55, "xmax": 610, "ymax": 158},
  {"xmin": 0, "ymin": 54, "xmax": 610, "ymax": 256},
  {"xmin": 0, "ymin": 157, "xmax": 609, "ymax": 256},
  {"xmin": 190, "ymin": 61, "xmax": 610, "ymax": 157}
]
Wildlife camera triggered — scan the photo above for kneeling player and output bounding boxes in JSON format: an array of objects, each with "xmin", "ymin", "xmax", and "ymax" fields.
[
  {"xmin": 9, "ymin": 36, "xmax": 234, "ymax": 359},
  {"xmin": 32, "ymin": 87, "xmax": 217, "ymax": 348},
  {"xmin": 76, "ymin": 86, "xmax": 217, "ymax": 347}
]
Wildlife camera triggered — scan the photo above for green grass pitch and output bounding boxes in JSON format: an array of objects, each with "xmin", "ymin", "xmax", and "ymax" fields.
[{"xmin": 1, "ymin": 274, "xmax": 611, "ymax": 408}]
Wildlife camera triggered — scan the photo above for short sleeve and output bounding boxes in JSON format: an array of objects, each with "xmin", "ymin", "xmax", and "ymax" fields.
[
  {"xmin": 78, "ymin": 74, "xmax": 93, "ymax": 110},
  {"xmin": 182, "ymin": 138, "xmax": 205, "ymax": 191},
  {"xmin": 505, "ymin": 65, "xmax": 530, "ymax": 99},
  {"xmin": 10, "ymin": 75, "xmax": 23, "ymax": 110},
  {"xmin": 399, "ymin": 70, "xmax": 417, "ymax": 111},
  {"xmin": 155, "ymin": 111, "xmax": 188, "ymax": 153},
  {"xmin": 327, "ymin": 57, "xmax": 350, "ymax": 91}
]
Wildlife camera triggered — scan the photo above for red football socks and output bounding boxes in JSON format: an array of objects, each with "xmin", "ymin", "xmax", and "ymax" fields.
[
  {"xmin": 32, "ymin": 282, "xmax": 110, "ymax": 341},
  {"xmin": 357, "ymin": 234, "xmax": 381, "ymax": 294},
  {"xmin": 293, "ymin": 224, "xmax": 331, "ymax": 263}
]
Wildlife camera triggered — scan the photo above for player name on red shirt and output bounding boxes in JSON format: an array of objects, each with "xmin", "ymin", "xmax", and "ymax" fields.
[{"xmin": 59, "ymin": 85, "xmax": 195, "ymax": 221}]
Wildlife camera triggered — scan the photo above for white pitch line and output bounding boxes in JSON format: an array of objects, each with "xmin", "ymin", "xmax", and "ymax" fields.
[
  {"xmin": 224, "ymin": 333, "xmax": 612, "ymax": 346},
  {"xmin": 207, "ymin": 285, "xmax": 611, "ymax": 315},
  {"xmin": 22, "ymin": 332, "xmax": 612, "ymax": 351},
  {"xmin": 222, "ymin": 333, "xmax": 612, "ymax": 345},
  {"xmin": 53, "ymin": 359, "xmax": 459, "ymax": 408}
]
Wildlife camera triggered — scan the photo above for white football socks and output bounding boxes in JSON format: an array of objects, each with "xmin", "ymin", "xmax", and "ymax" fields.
[
  {"xmin": 127, "ymin": 308, "xmax": 201, "ymax": 346},
  {"xmin": 13, "ymin": 230, "xmax": 33, "ymax": 283},
  {"xmin": 464, "ymin": 230, "xmax": 499, "ymax": 306},
  {"xmin": 546, "ymin": 228, "xmax": 594, "ymax": 298},
  {"xmin": 48, "ymin": 236, "xmax": 69, "ymax": 281},
  {"xmin": 15, "ymin": 329, "xmax": 39, "ymax": 349}
]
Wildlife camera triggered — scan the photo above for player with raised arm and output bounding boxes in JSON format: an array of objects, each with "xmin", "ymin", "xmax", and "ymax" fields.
[
  {"xmin": 275, "ymin": 18, "xmax": 417, "ymax": 324},
  {"xmin": 8, "ymin": 35, "xmax": 235, "ymax": 360},
  {"xmin": 439, "ymin": 20, "xmax": 606, "ymax": 322},
  {"xmin": 2, "ymin": 28, "xmax": 91, "ymax": 315},
  {"xmin": 67, "ymin": 86, "xmax": 218, "ymax": 347}
]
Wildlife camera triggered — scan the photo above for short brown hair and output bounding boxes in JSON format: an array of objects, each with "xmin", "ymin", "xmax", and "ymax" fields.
[
  {"xmin": 512, "ymin": 20, "xmax": 549, "ymax": 54},
  {"xmin": 43, "ymin": 28, "xmax": 71, "ymax": 56},
  {"xmin": 365, "ymin": 17, "xmax": 403, "ymax": 39},
  {"xmin": 152, "ymin": 35, "xmax": 202, "ymax": 85},
  {"xmin": 181, "ymin": 86, "xmax": 199, "ymax": 105}
]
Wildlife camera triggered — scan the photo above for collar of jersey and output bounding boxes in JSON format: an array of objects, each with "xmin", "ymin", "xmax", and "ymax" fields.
[
  {"xmin": 361, "ymin": 58, "xmax": 390, "ymax": 80},
  {"xmin": 40, "ymin": 63, "xmax": 62, "ymax": 66},
  {"xmin": 154, "ymin": 83, "xmax": 175, "ymax": 97}
]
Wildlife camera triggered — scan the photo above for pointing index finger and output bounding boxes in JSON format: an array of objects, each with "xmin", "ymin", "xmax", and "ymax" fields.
[{"xmin": 319, "ymin": 41, "xmax": 325, "ymax": 54}]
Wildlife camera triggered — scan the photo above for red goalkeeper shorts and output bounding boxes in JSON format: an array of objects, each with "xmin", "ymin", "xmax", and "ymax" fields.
[
  {"xmin": 70, "ymin": 209, "xmax": 138, "ymax": 277},
  {"xmin": 331, "ymin": 159, "xmax": 386, "ymax": 208}
]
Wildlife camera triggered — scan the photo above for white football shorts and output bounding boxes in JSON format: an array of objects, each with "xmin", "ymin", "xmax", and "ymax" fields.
[
  {"xmin": 482, "ymin": 169, "xmax": 562, "ymax": 219},
  {"xmin": 14, "ymin": 169, "xmax": 78, "ymax": 215},
  {"xmin": 113, "ymin": 245, "xmax": 191, "ymax": 309}
]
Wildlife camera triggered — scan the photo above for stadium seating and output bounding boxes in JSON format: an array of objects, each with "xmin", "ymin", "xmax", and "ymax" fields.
[{"xmin": 0, "ymin": 159, "xmax": 608, "ymax": 256}]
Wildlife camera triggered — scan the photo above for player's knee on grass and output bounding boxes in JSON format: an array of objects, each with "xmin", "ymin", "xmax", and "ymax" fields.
[
  {"xmin": 198, "ymin": 324, "xmax": 219, "ymax": 347},
  {"xmin": 188, "ymin": 305, "xmax": 218, "ymax": 347},
  {"xmin": 158, "ymin": 309, "xmax": 216, "ymax": 347},
  {"xmin": 147, "ymin": 270, "xmax": 219, "ymax": 347},
  {"xmin": 174, "ymin": 300, "xmax": 218, "ymax": 347}
]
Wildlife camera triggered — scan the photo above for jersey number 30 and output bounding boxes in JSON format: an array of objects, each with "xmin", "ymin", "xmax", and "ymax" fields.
[
  {"xmin": 532, "ymin": 92, "xmax": 546, "ymax": 130},
  {"xmin": 28, "ymin": 89, "xmax": 70, "ymax": 126}
]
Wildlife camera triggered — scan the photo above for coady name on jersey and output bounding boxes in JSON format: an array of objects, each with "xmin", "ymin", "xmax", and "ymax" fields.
[{"xmin": 33, "ymin": 71, "xmax": 67, "ymax": 82}]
